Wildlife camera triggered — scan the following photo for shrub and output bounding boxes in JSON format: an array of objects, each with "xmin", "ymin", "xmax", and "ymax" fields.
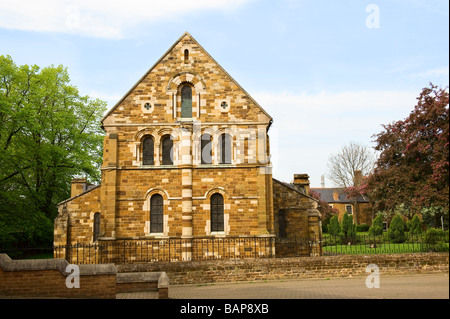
[
  {"xmin": 356, "ymin": 224, "xmax": 370, "ymax": 232},
  {"xmin": 424, "ymin": 228, "xmax": 448, "ymax": 252},
  {"xmin": 388, "ymin": 215, "xmax": 406, "ymax": 243},
  {"xmin": 327, "ymin": 215, "xmax": 340, "ymax": 236},
  {"xmin": 409, "ymin": 215, "xmax": 422, "ymax": 235},
  {"xmin": 369, "ymin": 214, "xmax": 384, "ymax": 236}
]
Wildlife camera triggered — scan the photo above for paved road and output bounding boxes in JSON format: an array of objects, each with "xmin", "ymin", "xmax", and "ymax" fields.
[{"xmin": 164, "ymin": 274, "xmax": 449, "ymax": 299}]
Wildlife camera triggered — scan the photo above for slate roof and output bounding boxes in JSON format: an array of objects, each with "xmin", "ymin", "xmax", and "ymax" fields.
[{"xmin": 309, "ymin": 188, "xmax": 369, "ymax": 203}]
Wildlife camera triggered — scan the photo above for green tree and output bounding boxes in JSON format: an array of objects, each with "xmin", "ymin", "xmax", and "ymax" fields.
[
  {"xmin": 409, "ymin": 215, "xmax": 422, "ymax": 235},
  {"xmin": 369, "ymin": 213, "xmax": 384, "ymax": 236},
  {"xmin": 339, "ymin": 212, "xmax": 356, "ymax": 243},
  {"xmin": 388, "ymin": 215, "xmax": 406, "ymax": 243},
  {"xmin": 0, "ymin": 55, "xmax": 107, "ymax": 246},
  {"xmin": 327, "ymin": 215, "xmax": 340, "ymax": 236},
  {"xmin": 368, "ymin": 84, "xmax": 449, "ymax": 221}
]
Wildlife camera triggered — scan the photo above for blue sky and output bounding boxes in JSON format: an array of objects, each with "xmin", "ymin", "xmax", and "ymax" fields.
[{"xmin": 1, "ymin": 0, "xmax": 448, "ymax": 187}]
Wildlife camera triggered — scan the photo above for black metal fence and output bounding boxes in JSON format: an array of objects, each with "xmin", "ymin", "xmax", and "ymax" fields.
[
  {"xmin": 53, "ymin": 236, "xmax": 276, "ymax": 264},
  {"xmin": 323, "ymin": 232, "xmax": 449, "ymax": 255},
  {"xmin": 1, "ymin": 232, "xmax": 448, "ymax": 264}
]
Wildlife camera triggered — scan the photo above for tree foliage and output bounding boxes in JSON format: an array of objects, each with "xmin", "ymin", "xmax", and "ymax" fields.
[
  {"xmin": 327, "ymin": 215, "xmax": 340, "ymax": 236},
  {"xmin": 388, "ymin": 215, "xmax": 406, "ymax": 243},
  {"xmin": 368, "ymin": 84, "xmax": 449, "ymax": 221},
  {"xmin": 0, "ymin": 55, "xmax": 107, "ymax": 246},
  {"xmin": 369, "ymin": 213, "xmax": 384, "ymax": 236}
]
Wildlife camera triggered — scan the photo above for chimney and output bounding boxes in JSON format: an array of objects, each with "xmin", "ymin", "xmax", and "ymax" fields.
[
  {"xmin": 321, "ymin": 175, "xmax": 325, "ymax": 188},
  {"xmin": 71, "ymin": 178, "xmax": 87, "ymax": 198},
  {"xmin": 333, "ymin": 191, "xmax": 339, "ymax": 201},
  {"xmin": 293, "ymin": 174, "xmax": 310, "ymax": 195},
  {"xmin": 354, "ymin": 170, "xmax": 363, "ymax": 187}
]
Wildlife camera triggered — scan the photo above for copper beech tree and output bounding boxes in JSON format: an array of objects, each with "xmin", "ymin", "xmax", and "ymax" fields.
[{"xmin": 368, "ymin": 83, "xmax": 449, "ymax": 225}]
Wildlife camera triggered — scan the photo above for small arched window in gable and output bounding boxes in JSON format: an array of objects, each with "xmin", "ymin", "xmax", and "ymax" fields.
[
  {"xmin": 142, "ymin": 136, "xmax": 154, "ymax": 165},
  {"xmin": 181, "ymin": 85, "xmax": 192, "ymax": 118},
  {"xmin": 184, "ymin": 49, "xmax": 189, "ymax": 63}
]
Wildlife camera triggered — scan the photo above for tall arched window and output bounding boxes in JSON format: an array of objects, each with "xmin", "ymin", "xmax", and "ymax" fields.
[
  {"xmin": 93, "ymin": 212, "xmax": 100, "ymax": 241},
  {"xmin": 210, "ymin": 193, "xmax": 224, "ymax": 232},
  {"xmin": 150, "ymin": 194, "xmax": 164, "ymax": 233},
  {"xmin": 201, "ymin": 133, "xmax": 212, "ymax": 164},
  {"xmin": 161, "ymin": 135, "xmax": 173, "ymax": 165},
  {"xmin": 184, "ymin": 49, "xmax": 189, "ymax": 63},
  {"xmin": 142, "ymin": 136, "xmax": 154, "ymax": 165},
  {"xmin": 181, "ymin": 85, "xmax": 192, "ymax": 118},
  {"xmin": 219, "ymin": 133, "xmax": 232, "ymax": 164}
]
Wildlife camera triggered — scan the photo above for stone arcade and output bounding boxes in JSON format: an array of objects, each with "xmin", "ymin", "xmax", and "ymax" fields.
[{"xmin": 54, "ymin": 32, "xmax": 322, "ymax": 262}]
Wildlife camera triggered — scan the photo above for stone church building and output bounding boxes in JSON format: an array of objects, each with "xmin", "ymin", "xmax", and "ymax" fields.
[{"xmin": 54, "ymin": 32, "xmax": 322, "ymax": 261}]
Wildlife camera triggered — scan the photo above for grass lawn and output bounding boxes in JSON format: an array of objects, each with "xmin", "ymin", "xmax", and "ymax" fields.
[{"xmin": 323, "ymin": 242, "xmax": 449, "ymax": 255}]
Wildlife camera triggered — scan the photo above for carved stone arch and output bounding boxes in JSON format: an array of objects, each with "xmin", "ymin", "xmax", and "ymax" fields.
[
  {"xmin": 134, "ymin": 128, "xmax": 156, "ymax": 142},
  {"xmin": 166, "ymin": 72, "xmax": 206, "ymax": 93},
  {"xmin": 204, "ymin": 187, "xmax": 228, "ymax": 201}
]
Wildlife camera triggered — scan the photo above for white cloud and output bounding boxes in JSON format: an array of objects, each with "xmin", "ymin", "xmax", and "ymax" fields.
[
  {"xmin": 254, "ymin": 89, "xmax": 419, "ymax": 186},
  {"xmin": 0, "ymin": 0, "xmax": 252, "ymax": 39},
  {"xmin": 410, "ymin": 67, "xmax": 449, "ymax": 81}
]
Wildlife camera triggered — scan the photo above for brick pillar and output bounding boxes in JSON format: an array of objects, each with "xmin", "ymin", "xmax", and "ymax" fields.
[{"xmin": 180, "ymin": 126, "xmax": 193, "ymax": 260}]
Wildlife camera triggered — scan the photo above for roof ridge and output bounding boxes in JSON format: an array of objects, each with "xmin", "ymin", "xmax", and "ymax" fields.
[{"xmin": 101, "ymin": 31, "xmax": 273, "ymax": 125}]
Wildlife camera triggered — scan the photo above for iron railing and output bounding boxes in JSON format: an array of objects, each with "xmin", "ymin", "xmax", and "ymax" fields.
[{"xmin": 52, "ymin": 236, "xmax": 277, "ymax": 264}]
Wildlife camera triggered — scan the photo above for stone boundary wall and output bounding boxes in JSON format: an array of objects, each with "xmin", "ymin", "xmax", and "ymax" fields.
[
  {"xmin": 118, "ymin": 253, "xmax": 449, "ymax": 285},
  {"xmin": 0, "ymin": 254, "xmax": 169, "ymax": 299},
  {"xmin": 0, "ymin": 254, "xmax": 117, "ymax": 298}
]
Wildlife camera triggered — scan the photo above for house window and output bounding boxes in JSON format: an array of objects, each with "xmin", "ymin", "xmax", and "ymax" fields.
[
  {"xmin": 181, "ymin": 85, "xmax": 192, "ymax": 118},
  {"xmin": 201, "ymin": 133, "xmax": 212, "ymax": 164},
  {"xmin": 93, "ymin": 212, "xmax": 100, "ymax": 242},
  {"xmin": 161, "ymin": 135, "xmax": 173, "ymax": 165},
  {"xmin": 383, "ymin": 222, "xmax": 388, "ymax": 231},
  {"xmin": 142, "ymin": 136, "xmax": 154, "ymax": 165},
  {"xmin": 345, "ymin": 205, "xmax": 353, "ymax": 215},
  {"xmin": 278, "ymin": 209, "xmax": 287, "ymax": 239},
  {"xmin": 210, "ymin": 193, "xmax": 224, "ymax": 232},
  {"xmin": 219, "ymin": 133, "xmax": 231, "ymax": 164},
  {"xmin": 150, "ymin": 194, "xmax": 164, "ymax": 233}
]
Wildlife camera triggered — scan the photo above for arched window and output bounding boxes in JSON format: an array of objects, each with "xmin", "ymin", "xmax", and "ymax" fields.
[
  {"xmin": 181, "ymin": 85, "xmax": 192, "ymax": 118},
  {"xmin": 210, "ymin": 193, "xmax": 224, "ymax": 232},
  {"xmin": 150, "ymin": 194, "xmax": 164, "ymax": 233},
  {"xmin": 201, "ymin": 133, "xmax": 212, "ymax": 164},
  {"xmin": 93, "ymin": 212, "xmax": 100, "ymax": 241},
  {"xmin": 219, "ymin": 133, "xmax": 232, "ymax": 164},
  {"xmin": 161, "ymin": 135, "xmax": 173, "ymax": 165},
  {"xmin": 184, "ymin": 49, "xmax": 189, "ymax": 63},
  {"xmin": 142, "ymin": 136, "xmax": 154, "ymax": 165}
]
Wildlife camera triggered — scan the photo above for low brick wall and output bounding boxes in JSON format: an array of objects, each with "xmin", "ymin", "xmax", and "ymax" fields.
[
  {"xmin": 0, "ymin": 254, "xmax": 170, "ymax": 299},
  {"xmin": 117, "ymin": 253, "xmax": 449, "ymax": 285},
  {"xmin": 0, "ymin": 254, "xmax": 117, "ymax": 298}
]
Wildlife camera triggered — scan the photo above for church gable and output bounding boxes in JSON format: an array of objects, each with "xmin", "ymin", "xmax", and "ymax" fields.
[{"xmin": 102, "ymin": 32, "xmax": 272, "ymax": 127}]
